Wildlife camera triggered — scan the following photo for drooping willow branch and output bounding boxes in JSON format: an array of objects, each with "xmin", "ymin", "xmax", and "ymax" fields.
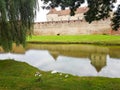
[{"xmin": 0, "ymin": 0, "xmax": 38, "ymax": 51}]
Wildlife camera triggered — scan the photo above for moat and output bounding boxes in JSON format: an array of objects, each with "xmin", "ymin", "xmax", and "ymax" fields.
[{"xmin": 0, "ymin": 44, "xmax": 120, "ymax": 78}]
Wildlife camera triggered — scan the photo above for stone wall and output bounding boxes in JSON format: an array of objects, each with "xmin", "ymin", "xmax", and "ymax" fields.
[{"xmin": 34, "ymin": 19, "xmax": 113, "ymax": 35}]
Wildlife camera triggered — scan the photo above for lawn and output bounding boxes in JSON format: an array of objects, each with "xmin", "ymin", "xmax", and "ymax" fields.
[
  {"xmin": 27, "ymin": 35, "xmax": 120, "ymax": 45},
  {"xmin": 0, "ymin": 59, "xmax": 120, "ymax": 90}
]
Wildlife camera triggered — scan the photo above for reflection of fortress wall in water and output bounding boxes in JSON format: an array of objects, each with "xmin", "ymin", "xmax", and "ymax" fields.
[
  {"xmin": 49, "ymin": 51, "xmax": 107, "ymax": 72},
  {"xmin": 0, "ymin": 44, "xmax": 120, "ymax": 72},
  {"xmin": 26, "ymin": 44, "xmax": 120, "ymax": 72},
  {"xmin": 49, "ymin": 47, "xmax": 107, "ymax": 72},
  {"xmin": 90, "ymin": 53, "xmax": 106, "ymax": 72},
  {"xmin": 26, "ymin": 44, "xmax": 109, "ymax": 57},
  {"xmin": 26, "ymin": 44, "xmax": 120, "ymax": 59},
  {"xmin": 26, "ymin": 44, "xmax": 120, "ymax": 70},
  {"xmin": 109, "ymin": 47, "xmax": 120, "ymax": 58},
  {"xmin": 1, "ymin": 44, "xmax": 120, "ymax": 59}
]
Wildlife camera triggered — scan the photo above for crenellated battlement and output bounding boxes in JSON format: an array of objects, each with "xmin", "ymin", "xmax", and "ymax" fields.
[{"xmin": 34, "ymin": 20, "xmax": 84, "ymax": 25}]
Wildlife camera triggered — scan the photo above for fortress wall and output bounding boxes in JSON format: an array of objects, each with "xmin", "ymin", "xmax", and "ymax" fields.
[{"xmin": 34, "ymin": 19, "xmax": 112, "ymax": 35}]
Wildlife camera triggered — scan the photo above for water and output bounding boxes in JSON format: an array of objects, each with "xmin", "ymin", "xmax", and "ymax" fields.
[{"xmin": 0, "ymin": 44, "xmax": 120, "ymax": 78}]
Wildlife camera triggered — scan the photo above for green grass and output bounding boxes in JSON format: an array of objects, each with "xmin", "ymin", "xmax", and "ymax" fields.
[
  {"xmin": 27, "ymin": 35, "xmax": 120, "ymax": 45},
  {"xmin": 0, "ymin": 59, "xmax": 120, "ymax": 90}
]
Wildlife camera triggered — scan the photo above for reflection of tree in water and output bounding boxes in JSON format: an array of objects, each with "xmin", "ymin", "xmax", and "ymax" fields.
[
  {"xmin": 0, "ymin": 44, "xmax": 25, "ymax": 54},
  {"xmin": 90, "ymin": 53, "xmax": 107, "ymax": 72}
]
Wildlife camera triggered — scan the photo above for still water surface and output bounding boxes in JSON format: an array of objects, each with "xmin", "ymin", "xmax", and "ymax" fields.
[{"xmin": 0, "ymin": 44, "xmax": 120, "ymax": 78}]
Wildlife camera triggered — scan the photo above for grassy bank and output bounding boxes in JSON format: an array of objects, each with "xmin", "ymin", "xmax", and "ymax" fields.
[
  {"xmin": 27, "ymin": 35, "xmax": 120, "ymax": 45},
  {"xmin": 0, "ymin": 59, "xmax": 120, "ymax": 90}
]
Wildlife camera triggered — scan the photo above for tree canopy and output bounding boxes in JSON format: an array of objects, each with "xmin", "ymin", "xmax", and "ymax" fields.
[
  {"xmin": 111, "ymin": 4, "xmax": 120, "ymax": 30},
  {"xmin": 42, "ymin": 0, "xmax": 120, "ymax": 30},
  {"xmin": 0, "ymin": 0, "xmax": 38, "ymax": 51}
]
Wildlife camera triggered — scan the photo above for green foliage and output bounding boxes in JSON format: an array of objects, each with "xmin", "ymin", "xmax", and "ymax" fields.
[
  {"xmin": 0, "ymin": 0, "xmax": 38, "ymax": 51},
  {"xmin": 111, "ymin": 5, "xmax": 120, "ymax": 30},
  {"xmin": 84, "ymin": 0, "xmax": 114, "ymax": 22},
  {"xmin": 42, "ymin": 0, "xmax": 85, "ymax": 16}
]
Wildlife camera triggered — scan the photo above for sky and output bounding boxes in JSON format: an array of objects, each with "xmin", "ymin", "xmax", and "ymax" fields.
[{"xmin": 35, "ymin": 0, "xmax": 120, "ymax": 22}]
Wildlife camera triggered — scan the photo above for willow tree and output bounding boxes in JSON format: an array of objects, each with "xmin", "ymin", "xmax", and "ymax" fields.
[
  {"xmin": 0, "ymin": 0, "xmax": 38, "ymax": 51},
  {"xmin": 42, "ymin": 0, "xmax": 120, "ymax": 30}
]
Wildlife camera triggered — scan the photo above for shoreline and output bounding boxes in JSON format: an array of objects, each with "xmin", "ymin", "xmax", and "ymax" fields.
[{"xmin": 27, "ymin": 41, "xmax": 120, "ymax": 46}]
